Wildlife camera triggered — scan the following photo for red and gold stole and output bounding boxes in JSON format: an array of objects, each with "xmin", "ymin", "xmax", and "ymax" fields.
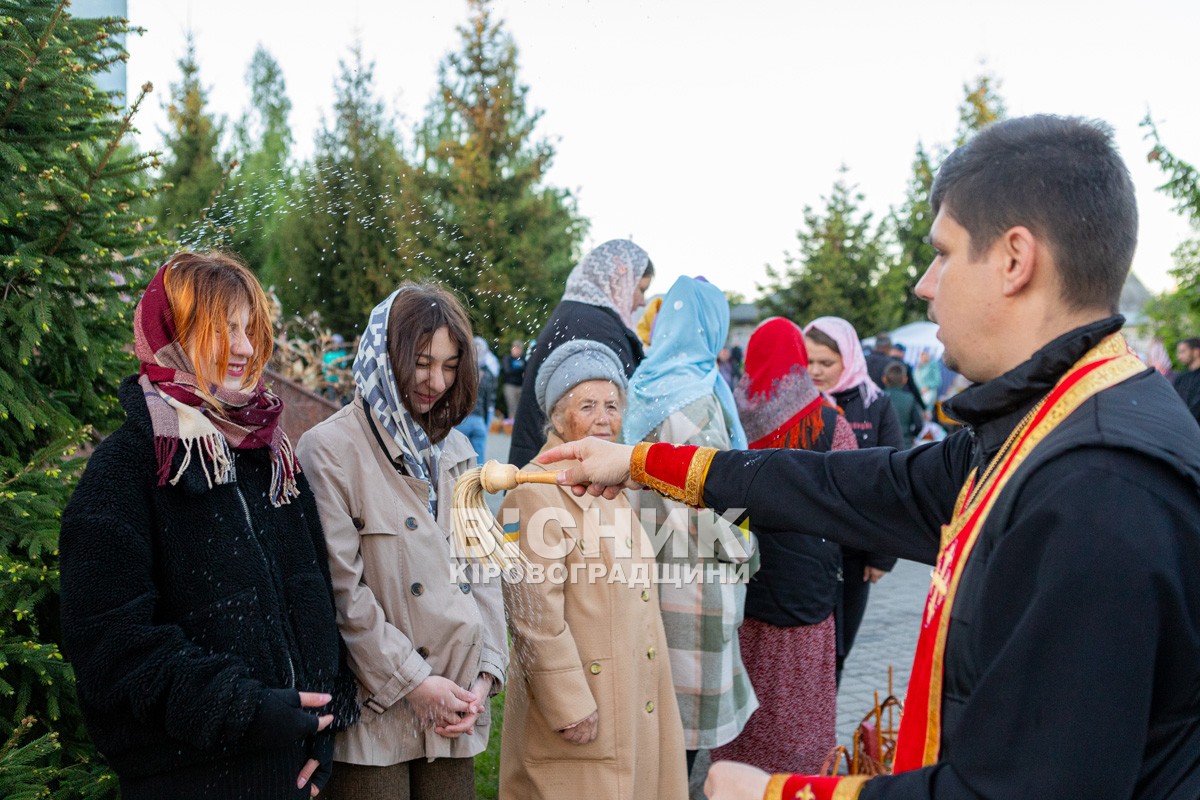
[{"xmin": 890, "ymin": 333, "xmax": 1144, "ymax": 774}]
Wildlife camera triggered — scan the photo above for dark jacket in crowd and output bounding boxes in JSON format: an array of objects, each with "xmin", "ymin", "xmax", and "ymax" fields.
[
  {"xmin": 703, "ymin": 317, "xmax": 1200, "ymax": 799},
  {"xmin": 502, "ymin": 352, "xmax": 526, "ymax": 387},
  {"xmin": 60, "ymin": 376, "xmax": 357, "ymax": 800},
  {"xmin": 1173, "ymin": 368, "xmax": 1200, "ymax": 427},
  {"xmin": 507, "ymin": 299, "xmax": 644, "ymax": 467},
  {"xmin": 473, "ymin": 365, "xmax": 497, "ymax": 419},
  {"xmin": 884, "ymin": 385, "xmax": 924, "ymax": 449},
  {"xmin": 866, "ymin": 349, "xmax": 926, "ymax": 411},
  {"xmin": 743, "ymin": 404, "xmax": 844, "ymax": 628}
]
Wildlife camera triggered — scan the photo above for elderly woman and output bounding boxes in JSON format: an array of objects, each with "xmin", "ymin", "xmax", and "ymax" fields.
[
  {"xmin": 621, "ymin": 276, "xmax": 755, "ymax": 776},
  {"xmin": 498, "ymin": 339, "xmax": 687, "ymax": 800}
]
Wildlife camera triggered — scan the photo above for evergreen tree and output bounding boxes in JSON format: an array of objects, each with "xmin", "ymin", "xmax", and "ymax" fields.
[
  {"xmin": 277, "ymin": 45, "xmax": 417, "ymax": 335},
  {"xmin": 759, "ymin": 168, "xmax": 888, "ymax": 334},
  {"xmin": 0, "ymin": 1, "xmax": 164, "ymax": 795},
  {"xmin": 414, "ymin": 0, "xmax": 587, "ymax": 346},
  {"xmin": 955, "ymin": 71, "xmax": 1007, "ymax": 146},
  {"xmin": 1141, "ymin": 115, "xmax": 1200, "ymax": 346},
  {"xmin": 875, "ymin": 74, "xmax": 1008, "ymax": 329},
  {"xmin": 153, "ymin": 32, "xmax": 226, "ymax": 244},
  {"xmin": 214, "ymin": 46, "xmax": 294, "ymax": 289},
  {"xmin": 876, "ymin": 142, "xmax": 937, "ymax": 329}
]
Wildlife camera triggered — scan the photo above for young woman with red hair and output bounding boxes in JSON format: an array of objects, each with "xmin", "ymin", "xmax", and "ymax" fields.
[{"xmin": 60, "ymin": 251, "xmax": 356, "ymax": 799}]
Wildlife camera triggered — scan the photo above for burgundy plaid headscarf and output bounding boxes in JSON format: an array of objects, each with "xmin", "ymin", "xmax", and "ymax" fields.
[{"xmin": 133, "ymin": 262, "xmax": 299, "ymax": 506}]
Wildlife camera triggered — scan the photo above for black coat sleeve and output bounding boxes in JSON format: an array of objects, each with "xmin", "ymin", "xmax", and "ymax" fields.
[
  {"xmin": 59, "ymin": 433, "xmax": 267, "ymax": 752},
  {"xmin": 860, "ymin": 450, "xmax": 1200, "ymax": 799},
  {"xmin": 701, "ymin": 432, "xmax": 973, "ymax": 566}
]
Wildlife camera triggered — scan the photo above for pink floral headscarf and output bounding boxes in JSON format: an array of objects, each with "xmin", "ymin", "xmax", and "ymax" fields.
[{"xmin": 803, "ymin": 316, "xmax": 883, "ymax": 408}]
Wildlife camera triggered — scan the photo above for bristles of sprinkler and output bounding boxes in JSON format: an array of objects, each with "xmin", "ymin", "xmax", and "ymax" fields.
[{"xmin": 451, "ymin": 466, "xmax": 528, "ymax": 571}]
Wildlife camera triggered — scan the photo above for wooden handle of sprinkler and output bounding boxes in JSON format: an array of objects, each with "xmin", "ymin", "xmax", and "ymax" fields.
[{"xmin": 479, "ymin": 460, "xmax": 562, "ymax": 493}]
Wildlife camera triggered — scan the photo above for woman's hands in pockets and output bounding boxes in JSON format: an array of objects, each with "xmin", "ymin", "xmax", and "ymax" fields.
[{"xmin": 558, "ymin": 711, "xmax": 599, "ymax": 744}]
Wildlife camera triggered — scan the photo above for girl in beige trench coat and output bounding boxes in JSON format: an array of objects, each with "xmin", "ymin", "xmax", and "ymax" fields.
[
  {"xmin": 498, "ymin": 339, "xmax": 688, "ymax": 800},
  {"xmin": 298, "ymin": 284, "xmax": 507, "ymax": 800}
]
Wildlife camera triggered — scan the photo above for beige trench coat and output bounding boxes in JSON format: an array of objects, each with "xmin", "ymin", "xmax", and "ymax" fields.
[
  {"xmin": 497, "ymin": 438, "xmax": 688, "ymax": 800},
  {"xmin": 296, "ymin": 399, "xmax": 507, "ymax": 766}
]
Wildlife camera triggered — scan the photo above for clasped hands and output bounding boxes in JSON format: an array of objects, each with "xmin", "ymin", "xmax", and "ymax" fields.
[{"xmin": 405, "ymin": 673, "xmax": 493, "ymax": 738}]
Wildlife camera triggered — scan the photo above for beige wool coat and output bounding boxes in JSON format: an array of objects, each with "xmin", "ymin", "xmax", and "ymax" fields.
[
  {"xmin": 296, "ymin": 399, "xmax": 507, "ymax": 766},
  {"xmin": 497, "ymin": 439, "xmax": 688, "ymax": 800}
]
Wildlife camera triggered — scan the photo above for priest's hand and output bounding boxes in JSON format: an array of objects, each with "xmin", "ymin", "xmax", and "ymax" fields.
[
  {"xmin": 536, "ymin": 437, "xmax": 640, "ymax": 499},
  {"xmin": 704, "ymin": 760, "xmax": 771, "ymax": 799}
]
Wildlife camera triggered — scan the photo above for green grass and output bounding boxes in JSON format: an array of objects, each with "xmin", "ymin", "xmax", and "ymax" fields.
[{"xmin": 474, "ymin": 691, "xmax": 505, "ymax": 799}]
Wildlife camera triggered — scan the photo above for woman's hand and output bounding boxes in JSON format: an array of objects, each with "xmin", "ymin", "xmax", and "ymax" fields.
[
  {"xmin": 405, "ymin": 675, "xmax": 480, "ymax": 738},
  {"xmin": 558, "ymin": 710, "xmax": 599, "ymax": 744},
  {"xmin": 536, "ymin": 437, "xmax": 640, "ymax": 499},
  {"xmin": 864, "ymin": 566, "xmax": 888, "ymax": 584},
  {"xmin": 703, "ymin": 760, "xmax": 771, "ymax": 799},
  {"xmin": 434, "ymin": 673, "xmax": 494, "ymax": 738}
]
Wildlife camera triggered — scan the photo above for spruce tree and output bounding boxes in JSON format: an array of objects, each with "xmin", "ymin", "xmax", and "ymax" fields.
[
  {"xmin": 153, "ymin": 32, "xmax": 226, "ymax": 245},
  {"xmin": 875, "ymin": 74, "xmax": 1008, "ymax": 328},
  {"xmin": 0, "ymin": 1, "xmax": 163, "ymax": 795},
  {"xmin": 759, "ymin": 168, "xmax": 888, "ymax": 334},
  {"xmin": 213, "ymin": 46, "xmax": 294, "ymax": 289},
  {"xmin": 277, "ymin": 45, "xmax": 417, "ymax": 335},
  {"xmin": 414, "ymin": 0, "xmax": 587, "ymax": 346},
  {"xmin": 1141, "ymin": 115, "xmax": 1200, "ymax": 347}
]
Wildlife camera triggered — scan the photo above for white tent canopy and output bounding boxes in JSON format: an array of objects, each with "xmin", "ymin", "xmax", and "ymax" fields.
[{"xmin": 888, "ymin": 321, "xmax": 943, "ymax": 365}]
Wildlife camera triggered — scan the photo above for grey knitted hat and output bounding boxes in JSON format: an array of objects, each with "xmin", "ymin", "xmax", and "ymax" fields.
[{"xmin": 535, "ymin": 339, "xmax": 628, "ymax": 416}]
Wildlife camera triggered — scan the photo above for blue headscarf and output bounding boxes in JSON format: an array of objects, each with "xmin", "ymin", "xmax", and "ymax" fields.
[{"xmin": 622, "ymin": 276, "xmax": 748, "ymax": 448}]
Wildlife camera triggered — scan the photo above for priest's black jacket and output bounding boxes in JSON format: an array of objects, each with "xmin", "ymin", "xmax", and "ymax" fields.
[{"xmin": 703, "ymin": 317, "xmax": 1200, "ymax": 799}]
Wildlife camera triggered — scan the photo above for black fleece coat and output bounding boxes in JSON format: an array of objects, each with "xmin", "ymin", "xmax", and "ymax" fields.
[
  {"xmin": 705, "ymin": 318, "xmax": 1200, "ymax": 799},
  {"xmin": 507, "ymin": 299, "xmax": 644, "ymax": 468},
  {"xmin": 743, "ymin": 404, "xmax": 843, "ymax": 627},
  {"xmin": 60, "ymin": 376, "xmax": 357, "ymax": 799}
]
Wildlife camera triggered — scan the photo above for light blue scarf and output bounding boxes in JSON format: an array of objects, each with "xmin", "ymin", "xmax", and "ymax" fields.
[
  {"xmin": 622, "ymin": 276, "xmax": 748, "ymax": 449},
  {"xmin": 353, "ymin": 288, "xmax": 442, "ymax": 516}
]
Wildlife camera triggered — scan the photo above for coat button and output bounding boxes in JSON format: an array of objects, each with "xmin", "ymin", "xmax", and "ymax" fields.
[
  {"xmin": 405, "ymin": 517, "xmax": 418, "ymax": 530},
  {"xmin": 417, "ymin": 646, "xmax": 429, "ymax": 658},
  {"xmin": 640, "ymin": 590, "xmax": 651, "ymax": 602},
  {"xmin": 647, "ymin": 647, "xmax": 657, "ymax": 660},
  {"xmin": 410, "ymin": 582, "xmax": 424, "ymax": 596},
  {"xmin": 645, "ymin": 701, "xmax": 655, "ymax": 713},
  {"xmin": 589, "ymin": 662, "xmax": 602, "ymax": 675},
  {"xmin": 352, "ymin": 516, "xmax": 365, "ymax": 530},
  {"xmin": 625, "ymin": 536, "xmax": 633, "ymax": 549},
  {"xmin": 459, "ymin": 583, "xmax": 471, "ymax": 594}
]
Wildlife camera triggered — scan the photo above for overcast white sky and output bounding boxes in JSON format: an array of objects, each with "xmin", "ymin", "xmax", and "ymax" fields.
[{"xmin": 120, "ymin": 0, "xmax": 1200, "ymax": 300}]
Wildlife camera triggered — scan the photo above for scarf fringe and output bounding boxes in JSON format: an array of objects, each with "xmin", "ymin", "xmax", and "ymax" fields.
[
  {"xmin": 168, "ymin": 430, "xmax": 235, "ymax": 490},
  {"xmin": 757, "ymin": 408, "xmax": 825, "ymax": 450}
]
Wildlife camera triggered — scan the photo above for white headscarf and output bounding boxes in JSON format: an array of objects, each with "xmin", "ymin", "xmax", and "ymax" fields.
[{"xmin": 561, "ymin": 239, "xmax": 650, "ymax": 328}]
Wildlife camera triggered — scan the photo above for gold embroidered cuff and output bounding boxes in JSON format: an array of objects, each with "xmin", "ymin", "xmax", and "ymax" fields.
[
  {"xmin": 832, "ymin": 776, "xmax": 871, "ymax": 800},
  {"xmin": 685, "ymin": 446, "xmax": 717, "ymax": 507},
  {"xmin": 764, "ymin": 774, "xmax": 789, "ymax": 800}
]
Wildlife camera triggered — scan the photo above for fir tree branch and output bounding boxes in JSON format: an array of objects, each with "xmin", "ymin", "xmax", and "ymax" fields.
[
  {"xmin": 0, "ymin": 1, "xmax": 66, "ymax": 130},
  {"xmin": 46, "ymin": 82, "xmax": 152, "ymax": 258}
]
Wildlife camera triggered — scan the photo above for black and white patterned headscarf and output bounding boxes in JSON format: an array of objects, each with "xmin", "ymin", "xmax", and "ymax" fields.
[{"xmin": 353, "ymin": 288, "xmax": 442, "ymax": 515}]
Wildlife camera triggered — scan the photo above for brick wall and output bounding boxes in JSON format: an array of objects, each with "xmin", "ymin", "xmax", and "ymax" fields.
[{"xmin": 264, "ymin": 368, "xmax": 343, "ymax": 442}]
